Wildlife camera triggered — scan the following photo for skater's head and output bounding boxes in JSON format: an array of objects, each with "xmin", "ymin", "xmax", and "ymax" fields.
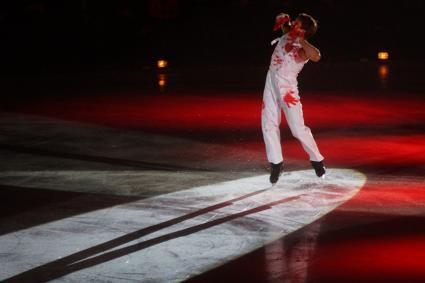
[{"xmin": 293, "ymin": 13, "xmax": 318, "ymax": 39}]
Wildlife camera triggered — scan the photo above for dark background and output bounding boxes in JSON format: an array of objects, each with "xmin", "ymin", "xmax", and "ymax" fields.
[{"xmin": 0, "ymin": 0, "xmax": 424, "ymax": 75}]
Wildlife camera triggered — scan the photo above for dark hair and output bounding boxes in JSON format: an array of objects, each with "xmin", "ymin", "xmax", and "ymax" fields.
[{"xmin": 297, "ymin": 13, "xmax": 318, "ymax": 39}]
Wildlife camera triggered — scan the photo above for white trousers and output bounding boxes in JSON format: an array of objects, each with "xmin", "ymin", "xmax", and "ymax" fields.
[{"xmin": 261, "ymin": 70, "xmax": 324, "ymax": 164}]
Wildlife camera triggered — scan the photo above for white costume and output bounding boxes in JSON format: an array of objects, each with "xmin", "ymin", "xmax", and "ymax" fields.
[{"xmin": 261, "ymin": 34, "xmax": 324, "ymax": 164}]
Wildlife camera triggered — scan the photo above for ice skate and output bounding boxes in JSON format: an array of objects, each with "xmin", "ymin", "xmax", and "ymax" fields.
[
  {"xmin": 311, "ymin": 160, "xmax": 326, "ymax": 178},
  {"xmin": 269, "ymin": 162, "xmax": 283, "ymax": 184}
]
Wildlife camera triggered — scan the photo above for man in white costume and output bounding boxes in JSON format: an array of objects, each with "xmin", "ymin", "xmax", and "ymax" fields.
[{"xmin": 262, "ymin": 13, "xmax": 326, "ymax": 184}]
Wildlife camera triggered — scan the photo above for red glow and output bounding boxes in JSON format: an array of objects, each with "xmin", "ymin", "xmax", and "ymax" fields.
[
  {"xmin": 10, "ymin": 92, "xmax": 425, "ymax": 132},
  {"xmin": 8, "ymin": 92, "xmax": 425, "ymax": 168},
  {"xmin": 346, "ymin": 181, "xmax": 425, "ymax": 210},
  {"xmin": 320, "ymin": 134, "xmax": 425, "ymax": 166},
  {"xmin": 239, "ymin": 134, "xmax": 425, "ymax": 168},
  {"xmin": 311, "ymin": 235, "xmax": 425, "ymax": 281},
  {"xmin": 308, "ymin": 176, "xmax": 425, "ymax": 282},
  {"xmin": 7, "ymin": 92, "xmax": 425, "ymax": 169}
]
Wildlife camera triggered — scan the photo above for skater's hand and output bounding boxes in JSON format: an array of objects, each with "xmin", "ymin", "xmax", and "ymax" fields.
[
  {"xmin": 283, "ymin": 91, "xmax": 299, "ymax": 108},
  {"xmin": 273, "ymin": 14, "xmax": 290, "ymax": 31}
]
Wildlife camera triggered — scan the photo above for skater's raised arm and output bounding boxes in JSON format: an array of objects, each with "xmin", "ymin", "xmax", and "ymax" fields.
[
  {"xmin": 299, "ymin": 39, "xmax": 321, "ymax": 62},
  {"xmin": 273, "ymin": 13, "xmax": 291, "ymax": 34}
]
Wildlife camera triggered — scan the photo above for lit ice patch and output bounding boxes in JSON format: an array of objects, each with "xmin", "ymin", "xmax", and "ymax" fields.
[{"xmin": 0, "ymin": 169, "xmax": 365, "ymax": 282}]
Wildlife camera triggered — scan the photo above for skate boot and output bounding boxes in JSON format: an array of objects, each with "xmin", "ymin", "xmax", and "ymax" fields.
[
  {"xmin": 269, "ymin": 162, "xmax": 283, "ymax": 184},
  {"xmin": 311, "ymin": 160, "xmax": 326, "ymax": 178}
]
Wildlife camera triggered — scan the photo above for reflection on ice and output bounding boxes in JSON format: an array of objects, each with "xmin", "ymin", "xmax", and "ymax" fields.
[{"xmin": 265, "ymin": 220, "xmax": 321, "ymax": 283}]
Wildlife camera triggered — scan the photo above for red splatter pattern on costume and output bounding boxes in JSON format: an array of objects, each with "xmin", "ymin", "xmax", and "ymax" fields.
[
  {"xmin": 283, "ymin": 90, "xmax": 299, "ymax": 108},
  {"xmin": 272, "ymin": 54, "xmax": 284, "ymax": 66},
  {"xmin": 285, "ymin": 42, "xmax": 296, "ymax": 53},
  {"xmin": 284, "ymin": 28, "xmax": 305, "ymax": 53}
]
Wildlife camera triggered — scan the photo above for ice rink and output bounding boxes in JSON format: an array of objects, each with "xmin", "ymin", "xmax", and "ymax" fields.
[{"xmin": 1, "ymin": 64, "xmax": 424, "ymax": 283}]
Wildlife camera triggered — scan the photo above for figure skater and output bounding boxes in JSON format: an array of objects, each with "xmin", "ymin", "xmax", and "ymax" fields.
[{"xmin": 262, "ymin": 13, "xmax": 326, "ymax": 184}]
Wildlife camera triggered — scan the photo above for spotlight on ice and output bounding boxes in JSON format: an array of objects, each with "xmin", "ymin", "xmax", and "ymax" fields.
[{"xmin": 0, "ymin": 169, "xmax": 366, "ymax": 282}]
